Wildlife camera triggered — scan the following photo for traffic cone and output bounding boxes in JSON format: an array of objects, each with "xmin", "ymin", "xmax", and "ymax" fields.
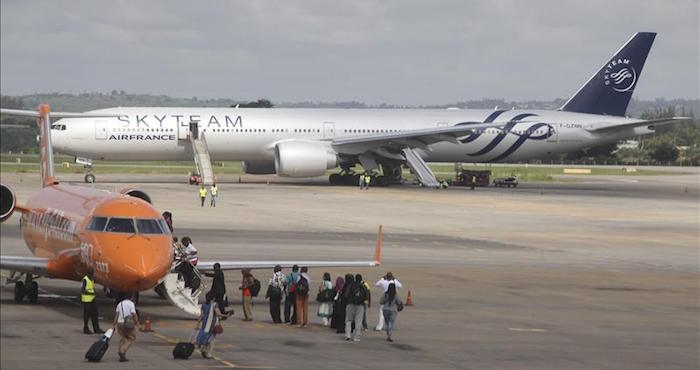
[
  {"xmin": 405, "ymin": 290, "xmax": 414, "ymax": 306},
  {"xmin": 141, "ymin": 314, "xmax": 153, "ymax": 332}
]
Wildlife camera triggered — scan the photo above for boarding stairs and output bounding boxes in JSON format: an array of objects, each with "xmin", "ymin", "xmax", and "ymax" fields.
[
  {"xmin": 154, "ymin": 259, "xmax": 203, "ymax": 317},
  {"xmin": 402, "ymin": 147, "xmax": 440, "ymax": 188},
  {"xmin": 189, "ymin": 133, "xmax": 215, "ymax": 186}
]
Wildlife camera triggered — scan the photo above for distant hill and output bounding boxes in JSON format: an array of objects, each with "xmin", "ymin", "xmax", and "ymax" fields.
[{"xmin": 1, "ymin": 92, "xmax": 698, "ymax": 119}]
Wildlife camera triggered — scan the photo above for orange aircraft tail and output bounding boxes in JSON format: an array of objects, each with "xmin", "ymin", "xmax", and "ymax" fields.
[{"xmin": 37, "ymin": 104, "xmax": 58, "ymax": 187}]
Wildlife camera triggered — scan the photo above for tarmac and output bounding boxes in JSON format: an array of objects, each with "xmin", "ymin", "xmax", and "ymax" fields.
[{"xmin": 0, "ymin": 171, "xmax": 698, "ymax": 369}]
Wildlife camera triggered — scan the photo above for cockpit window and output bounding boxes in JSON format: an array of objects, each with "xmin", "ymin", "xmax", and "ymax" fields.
[
  {"xmin": 136, "ymin": 219, "xmax": 164, "ymax": 234},
  {"xmin": 105, "ymin": 218, "xmax": 136, "ymax": 233},
  {"xmin": 87, "ymin": 216, "xmax": 108, "ymax": 231},
  {"xmin": 157, "ymin": 218, "xmax": 171, "ymax": 234}
]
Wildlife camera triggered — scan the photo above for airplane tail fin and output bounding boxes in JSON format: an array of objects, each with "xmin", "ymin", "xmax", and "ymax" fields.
[
  {"xmin": 37, "ymin": 104, "xmax": 58, "ymax": 187},
  {"xmin": 561, "ymin": 32, "xmax": 656, "ymax": 116}
]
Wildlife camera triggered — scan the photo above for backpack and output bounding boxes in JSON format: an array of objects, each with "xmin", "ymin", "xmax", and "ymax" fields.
[
  {"xmin": 349, "ymin": 282, "xmax": 366, "ymax": 305},
  {"xmin": 249, "ymin": 278, "xmax": 261, "ymax": 297},
  {"xmin": 119, "ymin": 301, "xmax": 136, "ymax": 330},
  {"xmin": 296, "ymin": 276, "xmax": 309, "ymax": 296}
]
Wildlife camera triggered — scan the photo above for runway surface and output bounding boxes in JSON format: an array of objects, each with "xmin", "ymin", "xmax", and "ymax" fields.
[{"xmin": 1, "ymin": 172, "xmax": 698, "ymax": 369}]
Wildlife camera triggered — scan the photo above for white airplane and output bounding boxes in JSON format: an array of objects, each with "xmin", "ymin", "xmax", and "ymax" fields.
[{"xmin": 1, "ymin": 32, "xmax": 686, "ymax": 186}]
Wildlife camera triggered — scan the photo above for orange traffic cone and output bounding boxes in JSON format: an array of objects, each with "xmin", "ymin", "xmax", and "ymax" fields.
[
  {"xmin": 141, "ymin": 314, "xmax": 153, "ymax": 332},
  {"xmin": 405, "ymin": 290, "xmax": 414, "ymax": 306}
]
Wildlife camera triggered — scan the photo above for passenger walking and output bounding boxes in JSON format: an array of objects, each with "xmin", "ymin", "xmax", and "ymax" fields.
[
  {"xmin": 239, "ymin": 269, "xmax": 255, "ymax": 321},
  {"xmin": 375, "ymin": 272, "xmax": 402, "ymax": 331},
  {"xmin": 113, "ymin": 293, "xmax": 139, "ymax": 362},
  {"xmin": 81, "ymin": 268, "xmax": 103, "ymax": 334},
  {"xmin": 317, "ymin": 272, "xmax": 333, "ymax": 326},
  {"xmin": 283, "ymin": 265, "xmax": 300, "ymax": 324},
  {"xmin": 330, "ymin": 276, "xmax": 345, "ymax": 332},
  {"xmin": 344, "ymin": 274, "xmax": 367, "ymax": 341},
  {"xmin": 210, "ymin": 184, "xmax": 218, "ymax": 207},
  {"xmin": 379, "ymin": 283, "xmax": 403, "ymax": 342},
  {"xmin": 295, "ymin": 267, "xmax": 311, "ymax": 327},
  {"xmin": 196, "ymin": 291, "xmax": 223, "ymax": 359},
  {"xmin": 355, "ymin": 274, "xmax": 371, "ymax": 330},
  {"xmin": 266, "ymin": 265, "xmax": 284, "ymax": 323},
  {"xmin": 199, "ymin": 185, "xmax": 207, "ymax": 207},
  {"xmin": 206, "ymin": 263, "xmax": 232, "ymax": 317}
]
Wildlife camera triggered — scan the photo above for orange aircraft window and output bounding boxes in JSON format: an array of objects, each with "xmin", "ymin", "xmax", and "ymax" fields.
[
  {"xmin": 105, "ymin": 218, "xmax": 135, "ymax": 233},
  {"xmin": 136, "ymin": 219, "xmax": 164, "ymax": 234},
  {"xmin": 87, "ymin": 216, "xmax": 108, "ymax": 231}
]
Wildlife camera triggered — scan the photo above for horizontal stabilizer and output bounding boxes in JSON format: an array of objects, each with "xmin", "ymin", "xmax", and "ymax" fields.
[{"xmin": 584, "ymin": 117, "xmax": 692, "ymax": 133}]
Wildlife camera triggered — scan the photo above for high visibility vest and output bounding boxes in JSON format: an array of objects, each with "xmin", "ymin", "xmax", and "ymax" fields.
[
  {"xmin": 81, "ymin": 276, "xmax": 96, "ymax": 303},
  {"xmin": 199, "ymin": 188, "xmax": 207, "ymax": 197},
  {"xmin": 365, "ymin": 176, "xmax": 371, "ymax": 184},
  {"xmin": 211, "ymin": 186, "xmax": 218, "ymax": 195}
]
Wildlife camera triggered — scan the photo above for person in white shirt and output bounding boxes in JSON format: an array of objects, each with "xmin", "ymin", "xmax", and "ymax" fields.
[
  {"xmin": 113, "ymin": 294, "xmax": 139, "ymax": 362},
  {"xmin": 183, "ymin": 237, "xmax": 199, "ymax": 266},
  {"xmin": 374, "ymin": 272, "xmax": 402, "ymax": 331}
]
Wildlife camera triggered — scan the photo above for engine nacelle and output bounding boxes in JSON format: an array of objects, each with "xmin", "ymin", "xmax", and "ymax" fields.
[
  {"xmin": 0, "ymin": 184, "xmax": 16, "ymax": 223},
  {"xmin": 242, "ymin": 160, "xmax": 276, "ymax": 175},
  {"xmin": 120, "ymin": 188, "xmax": 152, "ymax": 204},
  {"xmin": 274, "ymin": 141, "xmax": 338, "ymax": 177}
]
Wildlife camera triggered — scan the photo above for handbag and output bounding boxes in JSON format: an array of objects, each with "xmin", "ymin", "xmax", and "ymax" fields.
[
  {"xmin": 214, "ymin": 323, "xmax": 223, "ymax": 335},
  {"xmin": 396, "ymin": 300, "xmax": 404, "ymax": 312}
]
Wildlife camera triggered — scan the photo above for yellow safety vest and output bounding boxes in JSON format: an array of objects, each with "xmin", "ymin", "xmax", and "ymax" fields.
[
  {"xmin": 199, "ymin": 188, "xmax": 207, "ymax": 197},
  {"xmin": 365, "ymin": 176, "xmax": 371, "ymax": 184},
  {"xmin": 81, "ymin": 276, "xmax": 96, "ymax": 303},
  {"xmin": 211, "ymin": 186, "xmax": 217, "ymax": 195}
]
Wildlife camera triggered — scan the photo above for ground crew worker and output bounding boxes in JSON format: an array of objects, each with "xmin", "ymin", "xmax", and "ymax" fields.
[
  {"xmin": 364, "ymin": 174, "xmax": 371, "ymax": 189},
  {"xmin": 210, "ymin": 183, "xmax": 218, "ymax": 207},
  {"xmin": 199, "ymin": 186, "xmax": 207, "ymax": 207},
  {"xmin": 359, "ymin": 175, "xmax": 365, "ymax": 190},
  {"xmin": 81, "ymin": 268, "xmax": 103, "ymax": 334},
  {"xmin": 470, "ymin": 175, "xmax": 476, "ymax": 190}
]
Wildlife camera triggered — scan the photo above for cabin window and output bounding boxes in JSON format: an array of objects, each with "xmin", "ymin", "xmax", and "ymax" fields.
[
  {"xmin": 136, "ymin": 219, "xmax": 165, "ymax": 234},
  {"xmin": 105, "ymin": 217, "xmax": 135, "ymax": 233},
  {"xmin": 87, "ymin": 216, "xmax": 108, "ymax": 231}
]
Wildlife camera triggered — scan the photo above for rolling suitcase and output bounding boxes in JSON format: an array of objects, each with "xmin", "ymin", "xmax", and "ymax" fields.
[
  {"xmin": 173, "ymin": 330, "xmax": 197, "ymax": 360},
  {"xmin": 85, "ymin": 328, "xmax": 113, "ymax": 362}
]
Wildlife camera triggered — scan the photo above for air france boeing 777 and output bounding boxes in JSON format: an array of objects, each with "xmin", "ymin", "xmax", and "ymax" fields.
[{"xmin": 1, "ymin": 32, "xmax": 685, "ymax": 186}]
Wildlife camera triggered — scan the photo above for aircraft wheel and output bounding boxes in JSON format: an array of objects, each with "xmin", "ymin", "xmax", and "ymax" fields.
[
  {"xmin": 84, "ymin": 173, "xmax": 96, "ymax": 183},
  {"xmin": 27, "ymin": 281, "xmax": 39, "ymax": 303},
  {"xmin": 14, "ymin": 281, "xmax": 25, "ymax": 303},
  {"xmin": 329, "ymin": 173, "xmax": 341, "ymax": 185}
]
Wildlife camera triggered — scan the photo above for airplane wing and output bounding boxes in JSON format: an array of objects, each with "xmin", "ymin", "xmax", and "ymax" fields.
[
  {"xmin": 0, "ymin": 256, "xmax": 50, "ymax": 276},
  {"xmin": 0, "ymin": 108, "xmax": 120, "ymax": 119},
  {"xmin": 196, "ymin": 226, "xmax": 383, "ymax": 273},
  {"xmin": 584, "ymin": 117, "xmax": 692, "ymax": 133},
  {"xmin": 331, "ymin": 122, "xmax": 507, "ymax": 154}
]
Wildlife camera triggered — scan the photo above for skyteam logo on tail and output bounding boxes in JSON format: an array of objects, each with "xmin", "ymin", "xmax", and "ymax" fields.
[{"xmin": 604, "ymin": 58, "xmax": 637, "ymax": 92}]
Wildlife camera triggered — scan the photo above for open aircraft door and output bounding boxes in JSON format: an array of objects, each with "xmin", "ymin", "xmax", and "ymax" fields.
[
  {"xmin": 95, "ymin": 120, "xmax": 108, "ymax": 140},
  {"xmin": 547, "ymin": 124, "xmax": 558, "ymax": 142},
  {"xmin": 323, "ymin": 122, "xmax": 335, "ymax": 139},
  {"xmin": 177, "ymin": 120, "xmax": 189, "ymax": 140}
]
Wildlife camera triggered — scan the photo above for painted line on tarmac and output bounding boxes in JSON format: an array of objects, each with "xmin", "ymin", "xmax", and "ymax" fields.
[{"xmin": 508, "ymin": 327, "xmax": 547, "ymax": 332}]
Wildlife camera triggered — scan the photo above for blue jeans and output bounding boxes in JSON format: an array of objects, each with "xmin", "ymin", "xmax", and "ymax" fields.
[{"xmin": 382, "ymin": 309, "xmax": 396, "ymax": 336}]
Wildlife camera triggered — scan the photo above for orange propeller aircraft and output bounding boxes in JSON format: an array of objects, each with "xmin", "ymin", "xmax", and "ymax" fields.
[{"xmin": 0, "ymin": 104, "xmax": 380, "ymax": 310}]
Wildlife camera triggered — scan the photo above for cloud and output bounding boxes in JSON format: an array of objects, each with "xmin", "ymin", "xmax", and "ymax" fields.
[{"xmin": 1, "ymin": 0, "xmax": 698, "ymax": 104}]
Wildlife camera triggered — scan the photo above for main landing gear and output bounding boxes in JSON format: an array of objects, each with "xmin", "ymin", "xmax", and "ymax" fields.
[
  {"xmin": 13, "ymin": 274, "xmax": 38, "ymax": 304},
  {"xmin": 329, "ymin": 168, "xmax": 390, "ymax": 187}
]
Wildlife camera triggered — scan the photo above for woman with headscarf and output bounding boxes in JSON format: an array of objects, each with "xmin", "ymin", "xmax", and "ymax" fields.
[
  {"xmin": 317, "ymin": 272, "xmax": 333, "ymax": 326},
  {"xmin": 196, "ymin": 291, "xmax": 223, "ymax": 358},
  {"xmin": 266, "ymin": 265, "xmax": 284, "ymax": 323},
  {"xmin": 329, "ymin": 276, "xmax": 345, "ymax": 331},
  {"xmin": 207, "ymin": 263, "xmax": 232, "ymax": 317}
]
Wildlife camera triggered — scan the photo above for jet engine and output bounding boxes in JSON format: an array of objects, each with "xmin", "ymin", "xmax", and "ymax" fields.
[
  {"xmin": 0, "ymin": 184, "xmax": 16, "ymax": 223},
  {"xmin": 120, "ymin": 188, "xmax": 152, "ymax": 204},
  {"xmin": 242, "ymin": 160, "xmax": 276, "ymax": 175},
  {"xmin": 274, "ymin": 141, "xmax": 338, "ymax": 177}
]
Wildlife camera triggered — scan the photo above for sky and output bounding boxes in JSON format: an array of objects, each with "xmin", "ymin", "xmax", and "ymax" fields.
[{"xmin": 1, "ymin": 0, "xmax": 698, "ymax": 105}]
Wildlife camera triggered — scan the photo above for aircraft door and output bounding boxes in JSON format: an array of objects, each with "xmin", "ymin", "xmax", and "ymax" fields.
[
  {"xmin": 95, "ymin": 120, "xmax": 108, "ymax": 140},
  {"xmin": 323, "ymin": 122, "xmax": 335, "ymax": 139},
  {"xmin": 177, "ymin": 120, "xmax": 189, "ymax": 140},
  {"xmin": 546, "ymin": 124, "xmax": 558, "ymax": 142}
]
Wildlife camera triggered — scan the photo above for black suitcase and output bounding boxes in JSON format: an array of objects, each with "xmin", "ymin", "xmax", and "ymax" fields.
[
  {"xmin": 173, "ymin": 342, "xmax": 195, "ymax": 359},
  {"xmin": 173, "ymin": 330, "xmax": 198, "ymax": 360},
  {"xmin": 85, "ymin": 329, "xmax": 113, "ymax": 362}
]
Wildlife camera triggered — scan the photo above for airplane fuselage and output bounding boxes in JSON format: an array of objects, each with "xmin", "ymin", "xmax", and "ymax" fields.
[{"xmin": 52, "ymin": 107, "xmax": 652, "ymax": 166}]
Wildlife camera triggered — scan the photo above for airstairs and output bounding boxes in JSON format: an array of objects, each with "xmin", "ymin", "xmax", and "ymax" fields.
[
  {"xmin": 189, "ymin": 133, "xmax": 215, "ymax": 186},
  {"xmin": 154, "ymin": 260, "xmax": 203, "ymax": 317},
  {"xmin": 402, "ymin": 147, "xmax": 440, "ymax": 188}
]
